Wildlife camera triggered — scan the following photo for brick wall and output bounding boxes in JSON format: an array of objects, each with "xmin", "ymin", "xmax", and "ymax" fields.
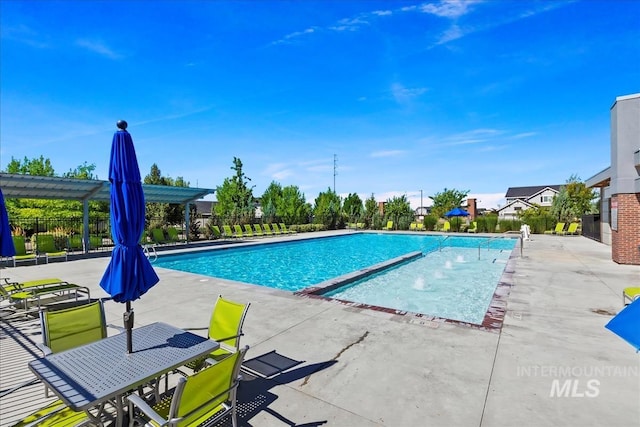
[{"xmin": 611, "ymin": 193, "xmax": 640, "ymax": 265}]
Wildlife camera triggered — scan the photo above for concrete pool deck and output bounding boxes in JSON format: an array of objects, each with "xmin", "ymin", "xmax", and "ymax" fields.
[{"xmin": 1, "ymin": 231, "xmax": 639, "ymax": 426}]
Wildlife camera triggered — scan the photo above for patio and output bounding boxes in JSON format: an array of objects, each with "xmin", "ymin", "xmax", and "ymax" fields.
[{"xmin": 1, "ymin": 231, "xmax": 639, "ymax": 426}]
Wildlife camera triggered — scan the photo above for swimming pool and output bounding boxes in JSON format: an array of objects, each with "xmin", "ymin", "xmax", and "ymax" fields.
[{"xmin": 155, "ymin": 233, "xmax": 517, "ymax": 324}]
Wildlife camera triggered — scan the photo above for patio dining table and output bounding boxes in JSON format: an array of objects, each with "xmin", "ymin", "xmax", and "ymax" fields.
[{"xmin": 28, "ymin": 322, "xmax": 219, "ymax": 426}]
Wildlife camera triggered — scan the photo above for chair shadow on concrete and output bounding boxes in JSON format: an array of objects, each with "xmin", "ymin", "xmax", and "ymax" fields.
[{"xmin": 219, "ymin": 351, "xmax": 336, "ymax": 427}]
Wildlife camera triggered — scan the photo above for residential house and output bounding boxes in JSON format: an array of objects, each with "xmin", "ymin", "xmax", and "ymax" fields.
[{"xmin": 497, "ymin": 185, "xmax": 561, "ymax": 219}]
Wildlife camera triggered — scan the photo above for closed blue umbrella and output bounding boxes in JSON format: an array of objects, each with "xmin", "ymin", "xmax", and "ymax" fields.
[
  {"xmin": 100, "ymin": 120, "xmax": 159, "ymax": 353},
  {"xmin": 605, "ymin": 298, "xmax": 640, "ymax": 352},
  {"xmin": 0, "ymin": 188, "xmax": 16, "ymax": 257}
]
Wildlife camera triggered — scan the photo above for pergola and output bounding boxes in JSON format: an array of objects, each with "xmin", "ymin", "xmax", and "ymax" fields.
[{"xmin": 0, "ymin": 173, "xmax": 215, "ymax": 252}]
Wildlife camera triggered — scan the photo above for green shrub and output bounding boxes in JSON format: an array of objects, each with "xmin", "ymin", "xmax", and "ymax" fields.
[
  {"xmin": 423, "ymin": 215, "xmax": 438, "ymax": 231},
  {"xmin": 449, "ymin": 217, "xmax": 463, "ymax": 232},
  {"xmin": 484, "ymin": 215, "xmax": 498, "ymax": 233}
]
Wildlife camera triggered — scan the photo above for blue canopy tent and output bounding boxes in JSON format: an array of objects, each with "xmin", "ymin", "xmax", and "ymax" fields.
[
  {"xmin": 0, "ymin": 188, "xmax": 16, "ymax": 257},
  {"xmin": 99, "ymin": 121, "xmax": 159, "ymax": 353},
  {"xmin": 605, "ymin": 298, "xmax": 640, "ymax": 352}
]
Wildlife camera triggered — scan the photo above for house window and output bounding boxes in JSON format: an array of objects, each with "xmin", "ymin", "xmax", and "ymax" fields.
[
  {"xmin": 541, "ymin": 195, "xmax": 552, "ymax": 203},
  {"xmin": 514, "ymin": 206, "xmax": 522, "ymax": 211}
]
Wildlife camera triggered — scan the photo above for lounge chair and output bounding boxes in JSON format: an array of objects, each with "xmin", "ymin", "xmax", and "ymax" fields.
[
  {"xmin": 279, "ymin": 223, "xmax": 296, "ymax": 234},
  {"xmin": 10, "ymin": 399, "xmax": 89, "ymax": 426},
  {"xmin": 243, "ymin": 224, "xmax": 255, "ymax": 237},
  {"xmin": 623, "ymin": 287, "xmax": 640, "ymax": 305},
  {"xmin": 167, "ymin": 227, "xmax": 186, "ymax": 244},
  {"xmin": 128, "ymin": 346, "xmax": 249, "ymax": 427},
  {"xmin": 383, "ymin": 221, "xmax": 393, "ymax": 230},
  {"xmin": 262, "ymin": 223, "xmax": 274, "ymax": 236},
  {"xmin": 544, "ymin": 222, "xmax": 565, "ymax": 235},
  {"xmin": 443, "ymin": 221, "xmax": 451, "ymax": 232},
  {"xmin": 416, "ymin": 223, "xmax": 425, "ymax": 231},
  {"xmin": 10, "ymin": 235, "xmax": 38, "ymax": 267},
  {"xmin": 253, "ymin": 224, "xmax": 264, "ymax": 237},
  {"xmin": 271, "ymin": 223, "xmax": 282, "ymax": 235},
  {"xmin": 467, "ymin": 221, "xmax": 478, "ymax": 233},
  {"xmin": 35, "ymin": 234, "xmax": 68, "ymax": 263},
  {"xmin": 233, "ymin": 224, "xmax": 245, "ymax": 238},
  {"xmin": 210, "ymin": 225, "xmax": 222, "ymax": 239},
  {"xmin": 0, "ymin": 278, "xmax": 90, "ymax": 312},
  {"xmin": 223, "ymin": 225, "xmax": 237, "ymax": 239},
  {"xmin": 410, "ymin": 222, "xmax": 417, "ymax": 231},
  {"xmin": 151, "ymin": 228, "xmax": 168, "ymax": 245},
  {"xmin": 559, "ymin": 222, "xmax": 580, "ymax": 235}
]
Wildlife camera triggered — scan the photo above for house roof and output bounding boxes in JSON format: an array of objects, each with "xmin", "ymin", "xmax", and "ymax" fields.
[
  {"xmin": 496, "ymin": 199, "xmax": 534, "ymax": 213},
  {"xmin": 0, "ymin": 173, "xmax": 215, "ymax": 205},
  {"xmin": 505, "ymin": 185, "xmax": 561, "ymax": 198}
]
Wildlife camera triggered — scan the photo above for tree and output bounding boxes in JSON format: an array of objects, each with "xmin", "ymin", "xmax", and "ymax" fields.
[
  {"xmin": 6, "ymin": 156, "xmax": 55, "ymax": 176},
  {"xmin": 143, "ymin": 163, "xmax": 190, "ymax": 228},
  {"xmin": 215, "ymin": 157, "xmax": 255, "ymax": 224},
  {"xmin": 63, "ymin": 162, "xmax": 98, "ymax": 180},
  {"xmin": 429, "ymin": 188, "xmax": 470, "ymax": 218},
  {"xmin": 343, "ymin": 193, "xmax": 364, "ymax": 222},
  {"xmin": 313, "ymin": 188, "xmax": 341, "ymax": 229},
  {"xmin": 364, "ymin": 194, "xmax": 378, "ymax": 229},
  {"xmin": 280, "ymin": 185, "xmax": 310, "ymax": 224},
  {"xmin": 384, "ymin": 195, "xmax": 413, "ymax": 230},
  {"xmin": 261, "ymin": 181, "xmax": 283, "ymax": 223},
  {"xmin": 551, "ymin": 175, "xmax": 597, "ymax": 222}
]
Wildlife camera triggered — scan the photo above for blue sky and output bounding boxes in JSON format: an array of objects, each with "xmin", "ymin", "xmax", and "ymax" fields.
[{"xmin": 1, "ymin": 1, "xmax": 638, "ymax": 209}]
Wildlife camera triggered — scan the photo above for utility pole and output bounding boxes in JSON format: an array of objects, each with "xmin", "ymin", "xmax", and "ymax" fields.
[
  {"xmin": 333, "ymin": 154, "xmax": 338, "ymax": 193},
  {"xmin": 420, "ymin": 190, "xmax": 423, "ymax": 213}
]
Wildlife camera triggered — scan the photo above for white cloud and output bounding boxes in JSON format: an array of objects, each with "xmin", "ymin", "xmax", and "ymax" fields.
[
  {"xmin": 75, "ymin": 39, "xmax": 123, "ymax": 60},
  {"xmin": 468, "ymin": 192, "xmax": 506, "ymax": 209},
  {"xmin": 391, "ymin": 83, "xmax": 428, "ymax": 105},
  {"xmin": 372, "ymin": 10, "xmax": 393, "ymax": 16},
  {"xmin": 370, "ymin": 150, "xmax": 406, "ymax": 158},
  {"xmin": 420, "ymin": 0, "xmax": 480, "ymax": 19}
]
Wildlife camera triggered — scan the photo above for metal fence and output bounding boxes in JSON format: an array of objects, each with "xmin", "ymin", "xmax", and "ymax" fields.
[{"xmin": 581, "ymin": 214, "xmax": 601, "ymax": 242}]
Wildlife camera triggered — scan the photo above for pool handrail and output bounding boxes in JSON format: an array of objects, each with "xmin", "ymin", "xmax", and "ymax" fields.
[{"xmin": 478, "ymin": 232, "xmax": 523, "ymax": 260}]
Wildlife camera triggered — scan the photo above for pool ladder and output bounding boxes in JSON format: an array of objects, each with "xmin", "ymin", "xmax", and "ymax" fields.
[
  {"xmin": 143, "ymin": 244, "xmax": 158, "ymax": 263},
  {"xmin": 477, "ymin": 232, "xmax": 523, "ymax": 260}
]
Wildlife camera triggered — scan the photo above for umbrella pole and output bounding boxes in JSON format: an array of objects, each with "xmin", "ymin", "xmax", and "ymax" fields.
[{"xmin": 124, "ymin": 301, "xmax": 134, "ymax": 353}]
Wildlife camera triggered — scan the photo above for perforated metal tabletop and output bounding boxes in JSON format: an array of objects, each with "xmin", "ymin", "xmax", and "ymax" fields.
[{"xmin": 28, "ymin": 322, "xmax": 219, "ymax": 411}]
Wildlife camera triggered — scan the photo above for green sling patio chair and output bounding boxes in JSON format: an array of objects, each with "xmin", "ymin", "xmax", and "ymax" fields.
[
  {"xmin": 10, "ymin": 399, "xmax": 89, "ymax": 427},
  {"xmin": 184, "ymin": 295, "xmax": 250, "ymax": 372},
  {"xmin": 151, "ymin": 228, "xmax": 168, "ymax": 245},
  {"xmin": 9, "ymin": 235, "xmax": 37, "ymax": 267},
  {"xmin": 243, "ymin": 224, "xmax": 254, "ymax": 237},
  {"xmin": 544, "ymin": 222, "xmax": 565, "ymax": 235},
  {"xmin": 623, "ymin": 287, "xmax": 640, "ymax": 306},
  {"xmin": 279, "ymin": 223, "xmax": 296, "ymax": 234},
  {"xmin": 252, "ymin": 224, "xmax": 264, "ymax": 237},
  {"xmin": 0, "ymin": 278, "xmax": 90, "ymax": 313},
  {"xmin": 271, "ymin": 223, "xmax": 282, "ymax": 235},
  {"xmin": 467, "ymin": 221, "xmax": 478, "ymax": 233},
  {"xmin": 128, "ymin": 346, "xmax": 249, "ymax": 427},
  {"xmin": 233, "ymin": 224, "xmax": 245, "ymax": 238},
  {"xmin": 383, "ymin": 221, "xmax": 393, "ymax": 230},
  {"xmin": 38, "ymin": 299, "xmax": 123, "ymax": 398},
  {"xmin": 559, "ymin": 222, "xmax": 580, "ymax": 235},
  {"xmin": 443, "ymin": 221, "xmax": 451, "ymax": 232},
  {"xmin": 167, "ymin": 227, "xmax": 186, "ymax": 244},
  {"xmin": 34, "ymin": 234, "xmax": 67, "ymax": 263},
  {"xmin": 209, "ymin": 225, "xmax": 222, "ymax": 239},
  {"xmin": 222, "ymin": 225, "xmax": 237, "ymax": 239},
  {"xmin": 262, "ymin": 223, "xmax": 274, "ymax": 236}
]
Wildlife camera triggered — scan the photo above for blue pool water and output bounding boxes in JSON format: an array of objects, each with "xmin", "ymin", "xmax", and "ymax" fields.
[
  {"xmin": 324, "ymin": 246, "xmax": 512, "ymax": 324},
  {"xmin": 155, "ymin": 233, "xmax": 517, "ymax": 323}
]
